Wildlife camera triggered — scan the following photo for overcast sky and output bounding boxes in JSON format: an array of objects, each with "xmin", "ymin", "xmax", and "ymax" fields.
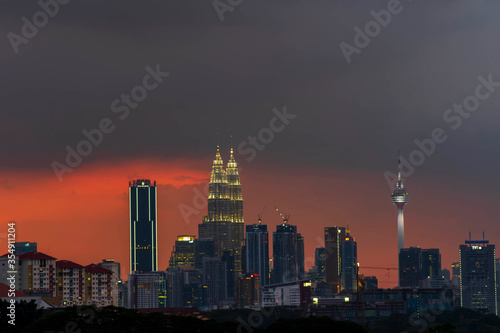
[{"xmin": 2, "ymin": 0, "xmax": 500, "ymax": 284}]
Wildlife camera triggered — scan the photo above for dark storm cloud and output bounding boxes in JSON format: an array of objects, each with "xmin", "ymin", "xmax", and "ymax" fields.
[{"xmin": 1, "ymin": 0, "xmax": 500, "ymax": 189}]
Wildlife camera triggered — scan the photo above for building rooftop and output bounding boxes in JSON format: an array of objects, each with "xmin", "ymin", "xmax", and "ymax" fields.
[
  {"xmin": 19, "ymin": 252, "xmax": 56, "ymax": 260},
  {"xmin": 0, "ymin": 283, "xmax": 28, "ymax": 297},
  {"xmin": 85, "ymin": 264, "xmax": 113, "ymax": 274},
  {"xmin": 57, "ymin": 260, "xmax": 84, "ymax": 269}
]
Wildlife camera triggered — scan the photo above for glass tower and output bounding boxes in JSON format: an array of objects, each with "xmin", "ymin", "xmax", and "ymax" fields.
[
  {"xmin": 459, "ymin": 234, "xmax": 497, "ymax": 315},
  {"xmin": 245, "ymin": 223, "xmax": 270, "ymax": 286},
  {"xmin": 129, "ymin": 179, "xmax": 157, "ymax": 274}
]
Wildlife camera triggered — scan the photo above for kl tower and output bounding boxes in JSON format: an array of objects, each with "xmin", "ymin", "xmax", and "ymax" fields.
[{"xmin": 391, "ymin": 154, "xmax": 409, "ymax": 255}]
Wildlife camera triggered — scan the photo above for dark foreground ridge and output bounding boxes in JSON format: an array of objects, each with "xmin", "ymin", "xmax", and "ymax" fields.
[{"xmin": 2, "ymin": 300, "xmax": 500, "ymax": 333}]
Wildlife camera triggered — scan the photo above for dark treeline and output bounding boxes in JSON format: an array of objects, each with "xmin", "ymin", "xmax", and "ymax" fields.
[{"xmin": 2, "ymin": 300, "xmax": 500, "ymax": 333}]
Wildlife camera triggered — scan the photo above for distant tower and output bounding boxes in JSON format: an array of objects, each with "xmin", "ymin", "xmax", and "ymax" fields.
[
  {"xmin": 459, "ymin": 232, "xmax": 497, "ymax": 315},
  {"xmin": 391, "ymin": 153, "xmax": 409, "ymax": 254},
  {"xmin": 129, "ymin": 179, "xmax": 157, "ymax": 274},
  {"xmin": 246, "ymin": 221, "xmax": 270, "ymax": 286}
]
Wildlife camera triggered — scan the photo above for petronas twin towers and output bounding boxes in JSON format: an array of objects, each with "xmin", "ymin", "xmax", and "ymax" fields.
[{"xmin": 199, "ymin": 146, "xmax": 245, "ymax": 290}]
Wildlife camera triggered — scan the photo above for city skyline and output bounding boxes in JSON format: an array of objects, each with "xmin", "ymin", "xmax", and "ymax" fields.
[
  {"xmin": 3, "ymin": 148, "xmax": 500, "ymax": 287},
  {"xmin": 7, "ymin": 145, "xmax": 499, "ymax": 290},
  {"xmin": 3, "ymin": 1, "xmax": 500, "ymax": 293}
]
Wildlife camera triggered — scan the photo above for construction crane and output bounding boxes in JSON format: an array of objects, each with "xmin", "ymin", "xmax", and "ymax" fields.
[
  {"xmin": 257, "ymin": 205, "xmax": 267, "ymax": 224},
  {"xmin": 359, "ymin": 266, "xmax": 416, "ymax": 286},
  {"xmin": 274, "ymin": 206, "xmax": 290, "ymax": 224}
]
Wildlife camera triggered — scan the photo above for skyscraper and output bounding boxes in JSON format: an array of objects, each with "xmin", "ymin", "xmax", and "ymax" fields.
[
  {"xmin": 129, "ymin": 179, "xmax": 157, "ymax": 274},
  {"xmin": 399, "ymin": 247, "xmax": 441, "ymax": 287},
  {"xmin": 341, "ymin": 228, "xmax": 359, "ymax": 292},
  {"xmin": 325, "ymin": 226, "xmax": 346, "ymax": 292},
  {"xmin": 226, "ymin": 147, "xmax": 245, "ymax": 281},
  {"xmin": 246, "ymin": 223, "xmax": 270, "ymax": 286},
  {"xmin": 198, "ymin": 145, "xmax": 244, "ymax": 299},
  {"xmin": 273, "ymin": 223, "xmax": 299, "ymax": 284},
  {"xmin": 168, "ymin": 235, "xmax": 196, "ymax": 268},
  {"xmin": 314, "ymin": 247, "xmax": 326, "ymax": 281},
  {"xmin": 297, "ymin": 234, "xmax": 305, "ymax": 280},
  {"xmin": 391, "ymin": 155, "xmax": 409, "ymax": 255},
  {"xmin": 459, "ymin": 233, "xmax": 497, "ymax": 315},
  {"xmin": 421, "ymin": 248, "xmax": 441, "ymax": 279}
]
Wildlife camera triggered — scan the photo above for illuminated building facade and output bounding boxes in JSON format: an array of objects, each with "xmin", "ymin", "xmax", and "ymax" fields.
[
  {"xmin": 128, "ymin": 271, "xmax": 167, "ymax": 309},
  {"xmin": 341, "ymin": 228, "xmax": 359, "ymax": 292},
  {"xmin": 198, "ymin": 146, "xmax": 244, "ymax": 298},
  {"xmin": 236, "ymin": 273, "xmax": 260, "ymax": 307},
  {"xmin": 19, "ymin": 252, "xmax": 57, "ymax": 297},
  {"xmin": 98, "ymin": 259, "xmax": 121, "ymax": 306},
  {"xmin": 459, "ymin": 234, "xmax": 497, "ymax": 315},
  {"xmin": 85, "ymin": 264, "xmax": 113, "ymax": 306},
  {"xmin": 169, "ymin": 235, "xmax": 196, "ymax": 268},
  {"xmin": 56, "ymin": 260, "xmax": 86, "ymax": 307},
  {"xmin": 129, "ymin": 179, "xmax": 157, "ymax": 274}
]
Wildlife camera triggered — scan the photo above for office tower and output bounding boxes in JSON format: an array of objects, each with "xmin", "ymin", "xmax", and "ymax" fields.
[
  {"xmin": 85, "ymin": 264, "xmax": 113, "ymax": 306},
  {"xmin": 421, "ymin": 248, "xmax": 441, "ymax": 279},
  {"xmin": 246, "ymin": 223, "xmax": 269, "ymax": 286},
  {"xmin": 273, "ymin": 223, "xmax": 299, "ymax": 284},
  {"xmin": 451, "ymin": 261, "xmax": 461, "ymax": 287},
  {"xmin": 98, "ymin": 259, "xmax": 121, "ymax": 306},
  {"xmin": 56, "ymin": 260, "xmax": 86, "ymax": 307},
  {"xmin": 14, "ymin": 242, "xmax": 37, "ymax": 255},
  {"xmin": 236, "ymin": 273, "xmax": 260, "ymax": 308},
  {"xmin": 168, "ymin": 235, "xmax": 196, "ymax": 268},
  {"xmin": 398, "ymin": 247, "xmax": 441, "ymax": 287},
  {"xmin": 19, "ymin": 252, "xmax": 57, "ymax": 297},
  {"xmin": 194, "ymin": 238, "xmax": 217, "ymax": 269},
  {"xmin": 399, "ymin": 247, "xmax": 422, "ymax": 287},
  {"xmin": 297, "ymin": 234, "xmax": 305, "ymax": 280},
  {"xmin": 129, "ymin": 179, "xmax": 157, "ymax": 274},
  {"xmin": 391, "ymin": 155, "xmax": 409, "ymax": 257},
  {"xmin": 364, "ymin": 276, "xmax": 378, "ymax": 290},
  {"xmin": 459, "ymin": 233, "xmax": 497, "ymax": 315},
  {"xmin": 341, "ymin": 228, "xmax": 359, "ymax": 292},
  {"xmin": 324, "ymin": 226, "xmax": 346, "ymax": 292},
  {"xmin": 306, "ymin": 248, "xmax": 326, "ymax": 282},
  {"xmin": 128, "ymin": 271, "xmax": 167, "ymax": 309}
]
